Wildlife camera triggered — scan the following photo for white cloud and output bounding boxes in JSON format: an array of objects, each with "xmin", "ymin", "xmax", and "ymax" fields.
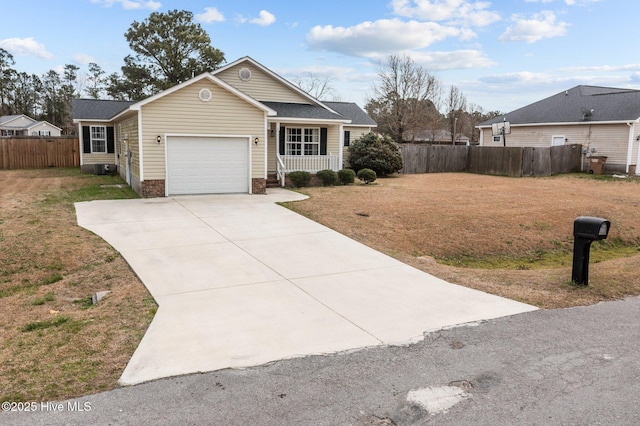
[
  {"xmin": 409, "ymin": 50, "xmax": 496, "ymax": 70},
  {"xmin": 196, "ymin": 7, "xmax": 225, "ymax": 23},
  {"xmin": 72, "ymin": 53, "xmax": 96, "ymax": 65},
  {"xmin": 0, "ymin": 37, "xmax": 53, "ymax": 60},
  {"xmin": 250, "ymin": 10, "xmax": 276, "ymax": 26},
  {"xmin": 499, "ymin": 11, "xmax": 569, "ymax": 43},
  {"xmin": 91, "ymin": 0, "xmax": 161, "ymax": 10},
  {"xmin": 391, "ymin": 0, "xmax": 501, "ymax": 27},
  {"xmin": 307, "ymin": 19, "xmax": 462, "ymax": 57}
]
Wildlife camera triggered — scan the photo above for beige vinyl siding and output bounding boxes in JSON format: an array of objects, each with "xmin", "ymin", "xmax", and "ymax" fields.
[
  {"xmin": 343, "ymin": 126, "xmax": 374, "ymax": 167},
  {"xmin": 139, "ymin": 80, "xmax": 266, "ymax": 180},
  {"xmin": 481, "ymin": 123, "xmax": 632, "ymax": 169},
  {"xmin": 80, "ymin": 121, "xmax": 117, "ymax": 166},
  {"xmin": 217, "ymin": 63, "xmax": 309, "ymax": 103},
  {"xmin": 114, "ymin": 116, "xmax": 139, "ymax": 180}
]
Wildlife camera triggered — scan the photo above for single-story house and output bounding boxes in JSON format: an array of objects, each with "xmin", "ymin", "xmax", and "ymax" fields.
[
  {"xmin": 71, "ymin": 56, "xmax": 376, "ymax": 197},
  {"xmin": 477, "ymin": 85, "xmax": 640, "ymax": 174},
  {"xmin": 0, "ymin": 114, "xmax": 62, "ymax": 137},
  {"xmin": 404, "ymin": 129, "xmax": 471, "ymax": 145}
]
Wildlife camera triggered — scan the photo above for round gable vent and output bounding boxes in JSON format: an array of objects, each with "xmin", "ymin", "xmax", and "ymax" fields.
[
  {"xmin": 198, "ymin": 88, "xmax": 212, "ymax": 102},
  {"xmin": 238, "ymin": 67, "xmax": 252, "ymax": 81}
]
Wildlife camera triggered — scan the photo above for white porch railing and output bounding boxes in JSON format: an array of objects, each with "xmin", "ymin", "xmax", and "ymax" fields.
[
  {"xmin": 276, "ymin": 154, "xmax": 286, "ymax": 187},
  {"xmin": 280, "ymin": 154, "xmax": 340, "ymax": 173}
]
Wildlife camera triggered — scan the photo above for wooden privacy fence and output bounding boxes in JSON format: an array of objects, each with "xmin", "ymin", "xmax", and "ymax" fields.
[
  {"xmin": 0, "ymin": 137, "xmax": 80, "ymax": 169},
  {"xmin": 399, "ymin": 144, "xmax": 582, "ymax": 176}
]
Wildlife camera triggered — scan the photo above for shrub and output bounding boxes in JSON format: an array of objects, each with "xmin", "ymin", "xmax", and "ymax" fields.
[
  {"xmin": 357, "ymin": 168, "xmax": 377, "ymax": 184},
  {"xmin": 347, "ymin": 132, "xmax": 403, "ymax": 176},
  {"xmin": 288, "ymin": 171, "xmax": 312, "ymax": 188},
  {"xmin": 337, "ymin": 168, "xmax": 356, "ymax": 185},
  {"xmin": 316, "ymin": 169, "xmax": 338, "ymax": 186}
]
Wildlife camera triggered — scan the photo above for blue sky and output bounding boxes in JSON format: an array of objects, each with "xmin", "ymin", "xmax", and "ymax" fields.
[{"xmin": 0, "ymin": 0, "xmax": 633, "ymax": 113}]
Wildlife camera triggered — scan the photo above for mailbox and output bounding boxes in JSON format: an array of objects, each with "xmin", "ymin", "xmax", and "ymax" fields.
[
  {"xmin": 574, "ymin": 216, "xmax": 610, "ymax": 240},
  {"xmin": 572, "ymin": 216, "xmax": 610, "ymax": 286}
]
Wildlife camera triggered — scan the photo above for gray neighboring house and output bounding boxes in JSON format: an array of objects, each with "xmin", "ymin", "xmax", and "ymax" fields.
[
  {"xmin": 0, "ymin": 114, "xmax": 62, "ymax": 137},
  {"xmin": 477, "ymin": 85, "xmax": 640, "ymax": 174}
]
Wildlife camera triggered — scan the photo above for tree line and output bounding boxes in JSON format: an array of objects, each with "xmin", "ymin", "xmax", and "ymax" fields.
[
  {"xmin": 0, "ymin": 10, "xmax": 224, "ymax": 134},
  {"xmin": 0, "ymin": 9, "xmax": 500, "ymax": 141},
  {"xmin": 365, "ymin": 54, "xmax": 502, "ymax": 144}
]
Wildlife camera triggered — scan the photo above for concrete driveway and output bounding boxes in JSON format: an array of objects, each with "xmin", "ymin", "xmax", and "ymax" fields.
[{"xmin": 75, "ymin": 188, "xmax": 537, "ymax": 385}]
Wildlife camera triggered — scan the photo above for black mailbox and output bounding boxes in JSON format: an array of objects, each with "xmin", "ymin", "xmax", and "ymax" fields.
[
  {"xmin": 572, "ymin": 216, "xmax": 610, "ymax": 286},
  {"xmin": 574, "ymin": 216, "xmax": 610, "ymax": 240}
]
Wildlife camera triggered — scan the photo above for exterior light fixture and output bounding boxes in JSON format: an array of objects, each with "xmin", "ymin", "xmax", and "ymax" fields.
[
  {"xmin": 156, "ymin": 135, "xmax": 161, "ymax": 144},
  {"xmin": 254, "ymin": 137, "xmax": 259, "ymax": 145}
]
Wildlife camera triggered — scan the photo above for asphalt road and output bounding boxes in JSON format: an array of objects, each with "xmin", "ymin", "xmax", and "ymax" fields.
[{"xmin": 2, "ymin": 296, "xmax": 639, "ymax": 425}]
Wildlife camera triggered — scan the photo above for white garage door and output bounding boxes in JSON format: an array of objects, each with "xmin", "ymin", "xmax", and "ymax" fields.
[{"xmin": 167, "ymin": 136, "xmax": 249, "ymax": 195}]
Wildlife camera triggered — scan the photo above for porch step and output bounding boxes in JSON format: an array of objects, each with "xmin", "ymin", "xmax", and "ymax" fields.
[{"xmin": 266, "ymin": 173, "xmax": 281, "ymax": 188}]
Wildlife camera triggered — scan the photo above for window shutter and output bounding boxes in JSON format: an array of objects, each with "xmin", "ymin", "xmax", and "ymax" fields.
[
  {"xmin": 82, "ymin": 126, "xmax": 91, "ymax": 153},
  {"xmin": 279, "ymin": 126, "xmax": 286, "ymax": 155},
  {"xmin": 107, "ymin": 127, "xmax": 115, "ymax": 154},
  {"xmin": 320, "ymin": 128, "xmax": 327, "ymax": 155},
  {"xmin": 344, "ymin": 131, "xmax": 351, "ymax": 147}
]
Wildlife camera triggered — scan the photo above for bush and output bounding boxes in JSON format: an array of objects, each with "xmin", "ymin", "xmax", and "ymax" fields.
[
  {"xmin": 288, "ymin": 171, "xmax": 312, "ymax": 188},
  {"xmin": 347, "ymin": 132, "xmax": 403, "ymax": 176},
  {"xmin": 316, "ymin": 169, "xmax": 338, "ymax": 186},
  {"xmin": 337, "ymin": 168, "xmax": 356, "ymax": 185},
  {"xmin": 357, "ymin": 168, "xmax": 377, "ymax": 184}
]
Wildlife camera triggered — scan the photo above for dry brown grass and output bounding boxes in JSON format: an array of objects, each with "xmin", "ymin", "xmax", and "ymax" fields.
[
  {"xmin": 283, "ymin": 173, "xmax": 640, "ymax": 309},
  {"xmin": 0, "ymin": 169, "xmax": 155, "ymax": 403}
]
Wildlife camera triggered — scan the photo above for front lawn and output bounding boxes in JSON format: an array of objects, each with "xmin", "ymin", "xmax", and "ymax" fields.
[
  {"xmin": 282, "ymin": 173, "xmax": 640, "ymax": 309},
  {"xmin": 0, "ymin": 169, "xmax": 155, "ymax": 403}
]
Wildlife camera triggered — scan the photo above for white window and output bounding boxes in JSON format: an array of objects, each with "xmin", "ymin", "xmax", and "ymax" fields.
[
  {"xmin": 286, "ymin": 127, "xmax": 320, "ymax": 155},
  {"xmin": 91, "ymin": 126, "xmax": 106, "ymax": 153},
  {"xmin": 551, "ymin": 135, "xmax": 565, "ymax": 146}
]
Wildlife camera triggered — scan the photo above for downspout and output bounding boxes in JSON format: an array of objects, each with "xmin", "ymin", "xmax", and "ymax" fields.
[
  {"xmin": 478, "ymin": 127, "xmax": 484, "ymax": 146},
  {"xmin": 626, "ymin": 122, "xmax": 634, "ymax": 173},
  {"xmin": 338, "ymin": 123, "xmax": 344, "ymax": 170}
]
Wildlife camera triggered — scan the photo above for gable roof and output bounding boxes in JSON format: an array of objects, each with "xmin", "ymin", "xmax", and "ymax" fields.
[
  {"xmin": 213, "ymin": 56, "xmax": 335, "ymax": 110},
  {"xmin": 479, "ymin": 85, "xmax": 640, "ymax": 127},
  {"xmin": 323, "ymin": 102, "xmax": 377, "ymax": 126},
  {"xmin": 127, "ymin": 72, "xmax": 276, "ymax": 117},
  {"xmin": 72, "ymin": 99, "xmax": 134, "ymax": 121},
  {"xmin": 263, "ymin": 102, "xmax": 349, "ymax": 122},
  {"xmin": 0, "ymin": 114, "xmax": 37, "ymax": 127}
]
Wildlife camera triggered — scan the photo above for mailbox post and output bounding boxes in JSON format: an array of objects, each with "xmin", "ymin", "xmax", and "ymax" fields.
[{"xmin": 572, "ymin": 216, "xmax": 610, "ymax": 285}]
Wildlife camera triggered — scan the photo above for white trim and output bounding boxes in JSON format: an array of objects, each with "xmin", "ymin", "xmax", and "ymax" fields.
[
  {"xmin": 212, "ymin": 56, "xmax": 342, "ymax": 116},
  {"xmin": 626, "ymin": 122, "xmax": 634, "ymax": 173},
  {"xmin": 477, "ymin": 119, "xmax": 640, "ymax": 129},
  {"xmin": 636, "ymin": 138, "xmax": 640, "ymax": 175},
  {"xmin": 138, "ymin": 110, "xmax": 144, "ymax": 182},
  {"xmin": 270, "ymin": 117, "xmax": 350, "ymax": 125},
  {"xmin": 338, "ymin": 123, "xmax": 344, "ymax": 168},
  {"xmin": 121, "ymin": 73, "xmax": 276, "ymax": 118},
  {"xmin": 263, "ymin": 112, "xmax": 268, "ymax": 180},
  {"xmin": 164, "ymin": 134, "xmax": 252, "ymax": 196}
]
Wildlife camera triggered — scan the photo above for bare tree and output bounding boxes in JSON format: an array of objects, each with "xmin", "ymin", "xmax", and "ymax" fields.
[
  {"xmin": 292, "ymin": 72, "xmax": 336, "ymax": 100},
  {"xmin": 446, "ymin": 85, "xmax": 467, "ymax": 144},
  {"xmin": 365, "ymin": 54, "xmax": 441, "ymax": 144}
]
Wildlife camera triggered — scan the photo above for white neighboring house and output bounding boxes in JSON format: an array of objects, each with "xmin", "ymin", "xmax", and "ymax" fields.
[{"xmin": 0, "ymin": 114, "xmax": 62, "ymax": 137}]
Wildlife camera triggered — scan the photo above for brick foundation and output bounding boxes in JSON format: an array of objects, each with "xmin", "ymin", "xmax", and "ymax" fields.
[
  {"xmin": 252, "ymin": 178, "xmax": 267, "ymax": 194},
  {"xmin": 141, "ymin": 180, "xmax": 166, "ymax": 198}
]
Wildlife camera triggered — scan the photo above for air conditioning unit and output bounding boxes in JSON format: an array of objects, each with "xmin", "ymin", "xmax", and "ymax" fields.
[{"xmin": 94, "ymin": 164, "xmax": 107, "ymax": 175}]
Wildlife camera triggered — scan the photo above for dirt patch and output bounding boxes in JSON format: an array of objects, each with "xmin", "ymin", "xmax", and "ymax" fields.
[
  {"xmin": 0, "ymin": 169, "xmax": 154, "ymax": 403},
  {"xmin": 283, "ymin": 173, "xmax": 640, "ymax": 309}
]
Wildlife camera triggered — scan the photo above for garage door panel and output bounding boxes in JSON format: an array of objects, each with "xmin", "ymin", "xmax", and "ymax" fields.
[{"xmin": 167, "ymin": 137, "xmax": 249, "ymax": 195}]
